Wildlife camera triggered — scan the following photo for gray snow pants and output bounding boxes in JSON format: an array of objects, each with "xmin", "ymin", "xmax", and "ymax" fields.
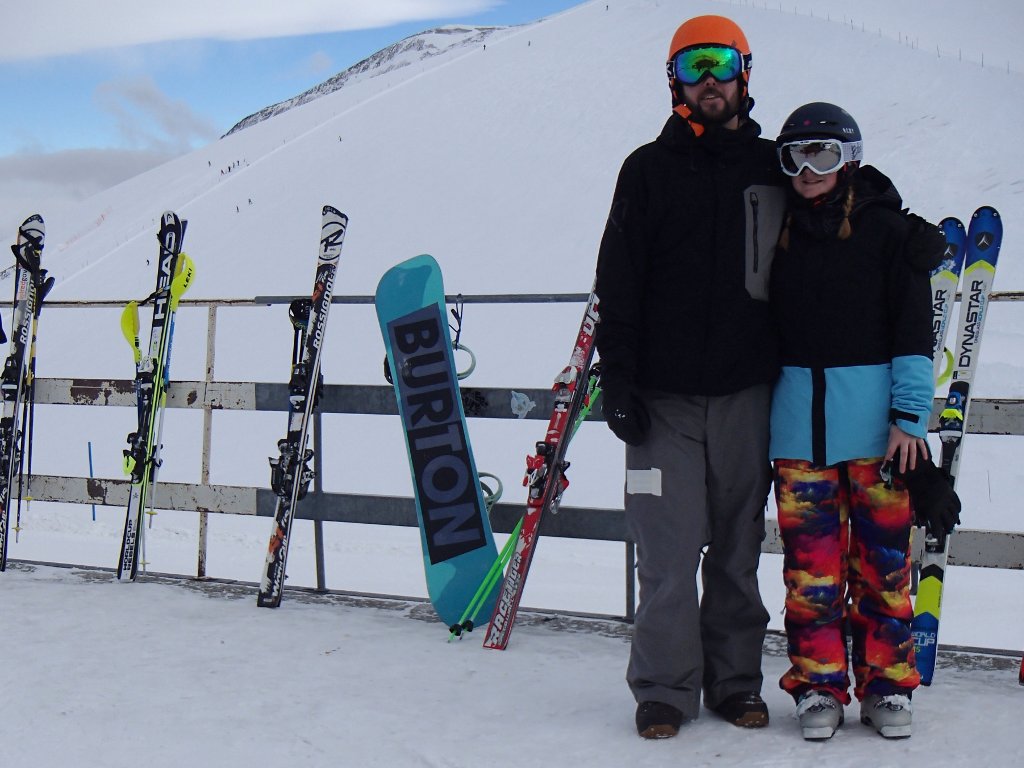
[{"xmin": 625, "ymin": 383, "xmax": 771, "ymax": 719}]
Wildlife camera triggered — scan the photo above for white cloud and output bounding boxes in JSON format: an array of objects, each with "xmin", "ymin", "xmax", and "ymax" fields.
[
  {"xmin": 94, "ymin": 76, "xmax": 220, "ymax": 152},
  {"xmin": 0, "ymin": 0, "xmax": 502, "ymax": 61},
  {"xmin": 276, "ymin": 50, "xmax": 337, "ymax": 83}
]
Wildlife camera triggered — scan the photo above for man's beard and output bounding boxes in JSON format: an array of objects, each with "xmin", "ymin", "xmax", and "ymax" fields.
[{"xmin": 686, "ymin": 88, "xmax": 741, "ymax": 126}]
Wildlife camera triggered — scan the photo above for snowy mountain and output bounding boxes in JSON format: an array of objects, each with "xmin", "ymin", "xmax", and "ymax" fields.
[
  {"xmin": 224, "ymin": 25, "xmax": 512, "ymax": 136},
  {"xmin": 15, "ymin": 0, "xmax": 1021, "ymax": 309}
]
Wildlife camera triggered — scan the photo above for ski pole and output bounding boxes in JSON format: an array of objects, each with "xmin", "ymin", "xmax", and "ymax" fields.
[
  {"xmin": 448, "ymin": 517, "xmax": 521, "ymax": 641},
  {"xmin": 88, "ymin": 442, "xmax": 96, "ymax": 521}
]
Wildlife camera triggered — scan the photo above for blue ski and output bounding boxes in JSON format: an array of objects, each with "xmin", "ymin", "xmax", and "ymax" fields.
[
  {"xmin": 929, "ymin": 217, "xmax": 966, "ymax": 386},
  {"xmin": 912, "ymin": 206, "xmax": 1001, "ymax": 684}
]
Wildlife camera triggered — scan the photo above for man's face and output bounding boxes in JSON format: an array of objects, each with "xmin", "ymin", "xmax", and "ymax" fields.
[{"xmin": 681, "ymin": 77, "xmax": 741, "ymax": 128}]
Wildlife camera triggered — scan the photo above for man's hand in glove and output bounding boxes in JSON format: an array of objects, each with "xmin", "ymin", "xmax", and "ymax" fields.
[{"xmin": 600, "ymin": 372, "xmax": 650, "ymax": 447}]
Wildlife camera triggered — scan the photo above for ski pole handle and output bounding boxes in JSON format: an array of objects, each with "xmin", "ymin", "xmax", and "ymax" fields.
[{"xmin": 120, "ymin": 302, "xmax": 142, "ymax": 365}]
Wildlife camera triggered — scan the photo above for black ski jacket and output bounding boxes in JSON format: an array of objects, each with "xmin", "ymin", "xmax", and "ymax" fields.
[
  {"xmin": 595, "ymin": 113, "xmax": 787, "ymax": 395},
  {"xmin": 768, "ymin": 165, "xmax": 941, "ymax": 465}
]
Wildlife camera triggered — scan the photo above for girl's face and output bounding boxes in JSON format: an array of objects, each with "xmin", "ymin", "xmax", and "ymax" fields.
[{"xmin": 791, "ymin": 166, "xmax": 839, "ymax": 199}]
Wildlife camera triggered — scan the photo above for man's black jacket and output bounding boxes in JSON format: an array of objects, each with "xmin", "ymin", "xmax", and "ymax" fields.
[{"xmin": 595, "ymin": 113, "xmax": 787, "ymax": 395}]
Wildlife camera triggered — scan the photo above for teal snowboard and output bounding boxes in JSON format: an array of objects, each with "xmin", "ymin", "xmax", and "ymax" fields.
[{"xmin": 375, "ymin": 254, "xmax": 499, "ymax": 628}]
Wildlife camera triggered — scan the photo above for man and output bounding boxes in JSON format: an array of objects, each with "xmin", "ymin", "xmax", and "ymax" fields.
[{"xmin": 594, "ymin": 15, "xmax": 786, "ymax": 739}]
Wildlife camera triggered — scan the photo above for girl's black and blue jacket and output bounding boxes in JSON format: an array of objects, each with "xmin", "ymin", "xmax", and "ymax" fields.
[{"xmin": 769, "ymin": 165, "xmax": 942, "ymax": 466}]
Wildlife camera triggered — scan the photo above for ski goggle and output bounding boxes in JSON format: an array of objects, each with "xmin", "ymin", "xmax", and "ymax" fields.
[
  {"xmin": 777, "ymin": 139, "xmax": 864, "ymax": 177},
  {"xmin": 668, "ymin": 45, "xmax": 750, "ymax": 86}
]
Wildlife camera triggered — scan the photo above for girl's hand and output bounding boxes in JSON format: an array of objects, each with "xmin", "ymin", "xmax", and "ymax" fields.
[{"xmin": 885, "ymin": 425, "xmax": 929, "ymax": 474}]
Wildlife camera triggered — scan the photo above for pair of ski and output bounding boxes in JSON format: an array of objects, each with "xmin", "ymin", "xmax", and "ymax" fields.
[
  {"xmin": 912, "ymin": 206, "xmax": 1002, "ymax": 684},
  {"xmin": 116, "ymin": 212, "xmax": 196, "ymax": 580},
  {"xmin": 257, "ymin": 206, "xmax": 348, "ymax": 607},
  {"xmin": 0, "ymin": 215, "xmax": 54, "ymax": 571},
  {"xmin": 481, "ymin": 290, "xmax": 600, "ymax": 649}
]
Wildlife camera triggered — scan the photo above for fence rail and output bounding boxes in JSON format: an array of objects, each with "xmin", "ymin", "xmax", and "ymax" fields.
[{"xmin": 27, "ymin": 376, "xmax": 1024, "ymax": 572}]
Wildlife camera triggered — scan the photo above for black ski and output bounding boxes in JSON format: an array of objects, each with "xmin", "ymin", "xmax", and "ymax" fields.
[
  {"xmin": 117, "ymin": 212, "xmax": 195, "ymax": 581},
  {"xmin": 0, "ymin": 214, "xmax": 51, "ymax": 571},
  {"xmin": 258, "ymin": 206, "xmax": 348, "ymax": 608}
]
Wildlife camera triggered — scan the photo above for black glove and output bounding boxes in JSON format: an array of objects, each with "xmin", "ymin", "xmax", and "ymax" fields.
[
  {"xmin": 903, "ymin": 212, "xmax": 946, "ymax": 272},
  {"xmin": 600, "ymin": 371, "xmax": 650, "ymax": 447},
  {"xmin": 897, "ymin": 458, "xmax": 961, "ymax": 538}
]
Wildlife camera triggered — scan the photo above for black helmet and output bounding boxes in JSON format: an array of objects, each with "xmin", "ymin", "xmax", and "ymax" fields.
[
  {"xmin": 776, "ymin": 102, "xmax": 864, "ymax": 177},
  {"xmin": 777, "ymin": 101, "xmax": 862, "ymax": 145}
]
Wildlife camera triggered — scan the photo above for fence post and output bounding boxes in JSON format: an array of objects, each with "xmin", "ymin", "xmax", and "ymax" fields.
[
  {"xmin": 197, "ymin": 305, "xmax": 217, "ymax": 578},
  {"xmin": 313, "ymin": 411, "xmax": 327, "ymax": 591}
]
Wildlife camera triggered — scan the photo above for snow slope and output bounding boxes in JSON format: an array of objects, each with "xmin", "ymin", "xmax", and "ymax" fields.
[{"xmin": 2, "ymin": 1, "xmax": 1023, "ymax": 764}]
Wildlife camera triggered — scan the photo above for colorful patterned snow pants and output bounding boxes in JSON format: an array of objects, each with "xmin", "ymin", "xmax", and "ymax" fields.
[{"xmin": 773, "ymin": 458, "xmax": 920, "ymax": 704}]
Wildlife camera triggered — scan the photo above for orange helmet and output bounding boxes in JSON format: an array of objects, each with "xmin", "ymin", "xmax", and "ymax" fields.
[{"xmin": 666, "ymin": 15, "xmax": 753, "ymax": 127}]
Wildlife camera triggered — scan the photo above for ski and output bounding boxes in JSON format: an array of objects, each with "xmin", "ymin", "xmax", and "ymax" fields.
[
  {"xmin": 258, "ymin": 205, "xmax": 348, "ymax": 608},
  {"xmin": 450, "ymin": 364, "xmax": 602, "ymax": 641},
  {"xmin": 912, "ymin": 206, "xmax": 1001, "ymax": 684},
  {"xmin": 117, "ymin": 211, "xmax": 195, "ymax": 581},
  {"xmin": 483, "ymin": 289, "xmax": 600, "ymax": 650},
  {"xmin": 0, "ymin": 214, "xmax": 50, "ymax": 571},
  {"xmin": 929, "ymin": 217, "xmax": 966, "ymax": 385}
]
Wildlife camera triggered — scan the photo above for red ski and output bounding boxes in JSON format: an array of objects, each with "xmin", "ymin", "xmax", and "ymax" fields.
[{"xmin": 483, "ymin": 290, "xmax": 599, "ymax": 650}]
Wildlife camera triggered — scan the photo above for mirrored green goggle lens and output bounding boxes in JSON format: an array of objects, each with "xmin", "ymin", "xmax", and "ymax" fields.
[{"xmin": 672, "ymin": 45, "xmax": 744, "ymax": 85}]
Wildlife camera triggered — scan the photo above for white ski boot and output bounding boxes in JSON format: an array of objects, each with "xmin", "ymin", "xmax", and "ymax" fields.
[
  {"xmin": 796, "ymin": 691, "xmax": 843, "ymax": 740},
  {"xmin": 860, "ymin": 694, "xmax": 912, "ymax": 738}
]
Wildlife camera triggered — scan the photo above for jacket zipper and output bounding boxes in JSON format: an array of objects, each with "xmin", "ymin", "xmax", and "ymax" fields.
[{"xmin": 750, "ymin": 191, "xmax": 761, "ymax": 273}]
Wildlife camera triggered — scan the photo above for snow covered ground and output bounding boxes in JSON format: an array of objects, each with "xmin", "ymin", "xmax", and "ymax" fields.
[
  {"xmin": 2, "ymin": 0, "xmax": 1024, "ymax": 765},
  {"xmin": 3, "ymin": 562, "xmax": 1019, "ymax": 768}
]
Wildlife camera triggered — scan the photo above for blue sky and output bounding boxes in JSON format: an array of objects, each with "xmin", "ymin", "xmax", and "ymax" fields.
[
  {"xmin": 0, "ymin": 1, "xmax": 582, "ymax": 156},
  {"xmin": 0, "ymin": 0, "xmax": 583, "ymax": 217}
]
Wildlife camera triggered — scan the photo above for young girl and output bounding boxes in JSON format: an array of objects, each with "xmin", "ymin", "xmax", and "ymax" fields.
[{"xmin": 768, "ymin": 102, "xmax": 947, "ymax": 740}]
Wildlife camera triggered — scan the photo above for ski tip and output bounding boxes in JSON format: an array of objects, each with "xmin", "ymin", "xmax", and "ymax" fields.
[
  {"xmin": 969, "ymin": 206, "xmax": 1002, "ymax": 239},
  {"xmin": 322, "ymin": 204, "xmax": 347, "ymax": 220},
  {"xmin": 157, "ymin": 211, "xmax": 185, "ymax": 253},
  {"xmin": 17, "ymin": 215, "xmax": 46, "ymax": 251},
  {"xmin": 20, "ymin": 213, "xmax": 45, "ymax": 230}
]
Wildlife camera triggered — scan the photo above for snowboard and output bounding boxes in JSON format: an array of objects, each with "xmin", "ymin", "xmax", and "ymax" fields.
[{"xmin": 375, "ymin": 254, "xmax": 499, "ymax": 628}]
